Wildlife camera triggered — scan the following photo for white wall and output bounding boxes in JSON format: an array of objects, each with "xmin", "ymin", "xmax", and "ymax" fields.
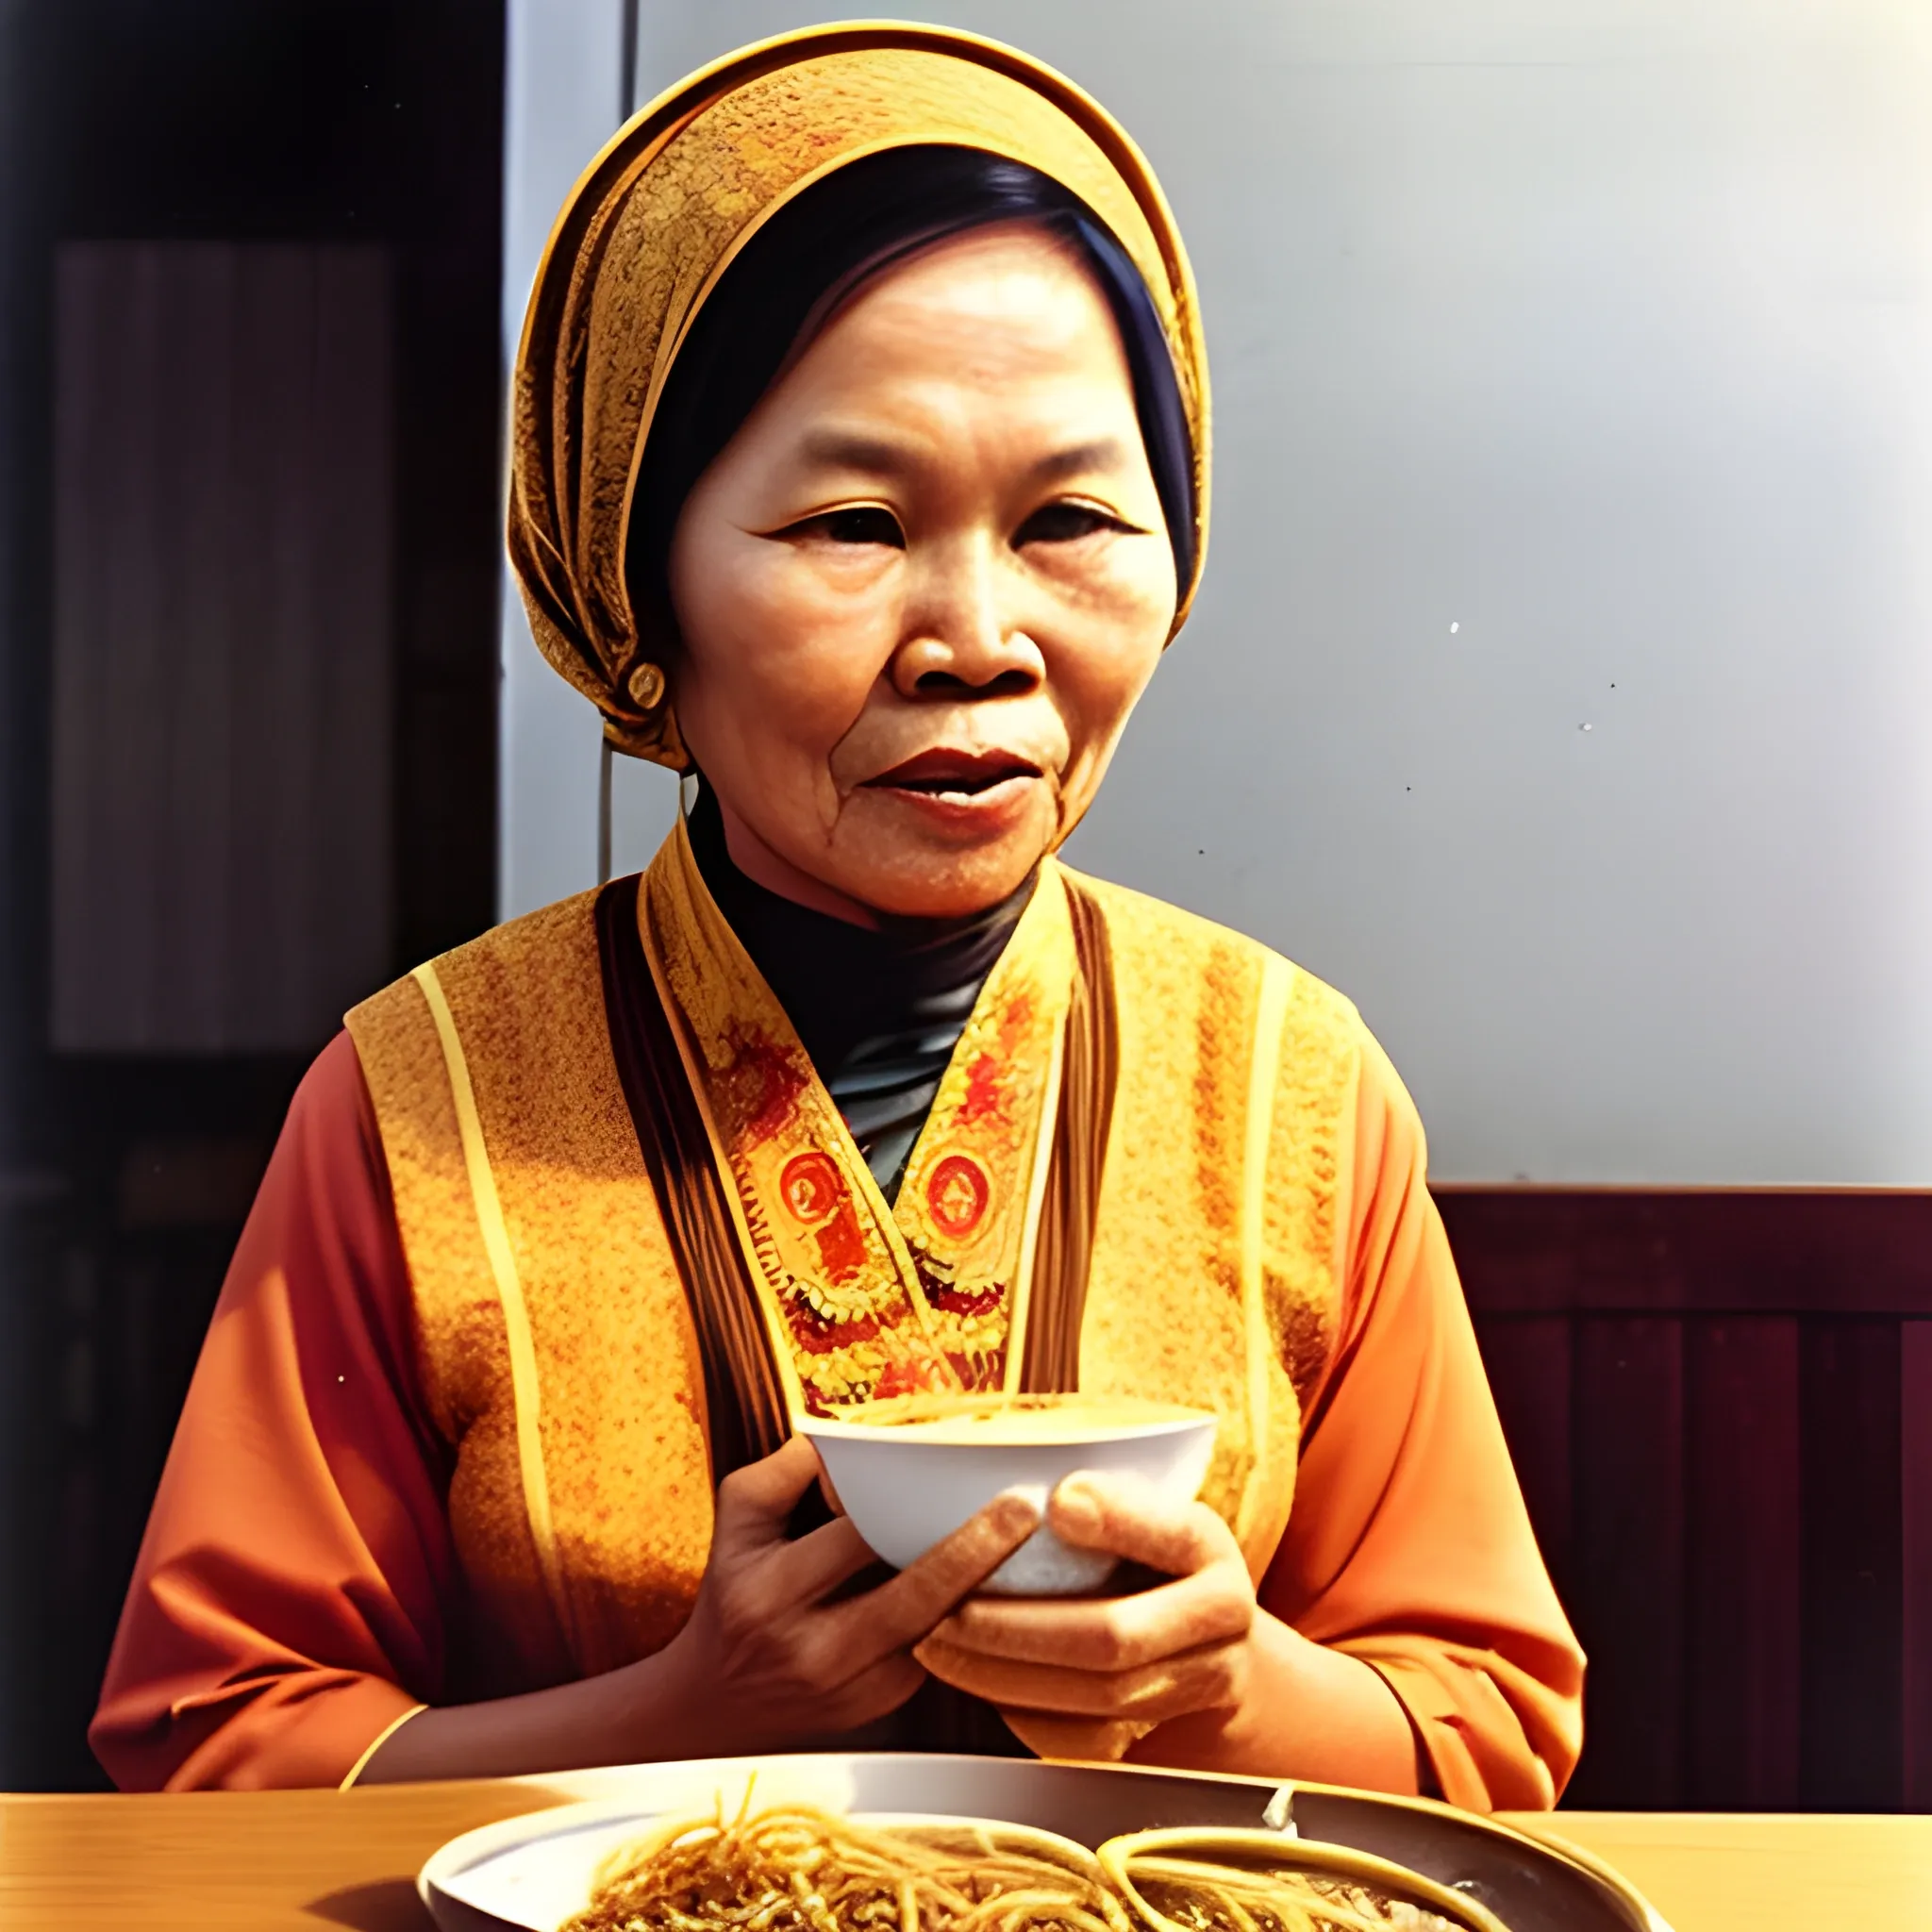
[{"xmin": 503, "ymin": 0, "xmax": 1932, "ymax": 1184}]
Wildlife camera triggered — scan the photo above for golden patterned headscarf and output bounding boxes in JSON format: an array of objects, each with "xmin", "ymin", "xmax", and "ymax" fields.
[{"xmin": 508, "ymin": 21, "xmax": 1210, "ymax": 770}]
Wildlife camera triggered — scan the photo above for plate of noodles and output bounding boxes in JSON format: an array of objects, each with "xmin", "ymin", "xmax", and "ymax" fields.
[{"xmin": 416, "ymin": 1754, "xmax": 1671, "ymax": 1932}]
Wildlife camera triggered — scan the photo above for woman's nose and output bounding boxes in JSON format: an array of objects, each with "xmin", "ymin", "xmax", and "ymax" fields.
[{"xmin": 890, "ymin": 534, "xmax": 1045, "ymax": 699}]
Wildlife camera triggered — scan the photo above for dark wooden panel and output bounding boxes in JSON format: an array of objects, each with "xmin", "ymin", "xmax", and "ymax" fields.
[
  {"xmin": 1566, "ymin": 1316, "xmax": 1685, "ymax": 1807},
  {"xmin": 1473, "ymin": 1315, "xmax": 1574, "ymax": 1592},
  {"xmin": 1437, "ymin": 1188, "xmax": 1932, "ymax": 1316},
  {"xmin": 1800, "ymin": 1318, "xmax": 1903, "ymax": 1809},
  {"xmin": 1684, "ymin": 1318, "xmax": 1800, "ymax": 1807},
  {"xmin": 50, "ymin": 242, "xmax": 395, "ymax": 1052},
  {"xmin": 2, "ymin": 0, "xmax": 503, "ymax": 1790},
  {"xmin": 1447, "ymin": 1191, "xmax": 1926, "ymax": 1810},
  {"xmin": 1904, "ymin": 1321, "xmax": 1932, "ymax": 1810}
]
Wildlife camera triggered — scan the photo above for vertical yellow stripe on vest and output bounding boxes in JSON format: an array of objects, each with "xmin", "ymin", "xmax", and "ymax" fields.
[
  {"xmin": 409, "ymin": 961, "xmax": 568, "ymax": 1633},
  {"xmin": 1236, "ymin": 953, "xmax": 1293, "ymax": 1559},
  {"xmin": 1001, "ymin": 1004, "xmax": 1069, "ymax": 1396}
]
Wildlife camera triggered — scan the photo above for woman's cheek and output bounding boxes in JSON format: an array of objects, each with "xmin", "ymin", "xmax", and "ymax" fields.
[
  {"xmin": 742, "ymin": 552, "xmax": 897, "ymax": 679},
  {"xmin": 1062, "ymin": 594, "xmax": 1164, "ymax": 724},
  {"xmin": 1041, "ymin": 531, "xmax": 1175, "ymax": 610},
  {"xmin": 1056, "ymin": 630, "xmax": 1160, "ymax": 819}
]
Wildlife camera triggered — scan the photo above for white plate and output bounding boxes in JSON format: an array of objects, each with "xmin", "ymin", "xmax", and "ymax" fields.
[{"xmin": 416, "ymin": 1752, "xmax": 1669, "ymax": 1932}]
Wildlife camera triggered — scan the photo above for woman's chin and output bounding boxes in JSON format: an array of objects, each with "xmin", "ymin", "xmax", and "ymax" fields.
[
  {"xmin": 827, "ymin": 789, "xmax": 1055, "ymax": 919},
  {"xmin": 859, "ymin": 851, "xmax": 1043, "ymax": 920}
]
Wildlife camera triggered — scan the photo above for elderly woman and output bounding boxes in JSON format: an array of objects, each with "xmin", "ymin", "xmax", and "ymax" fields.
[{"xmin": 92, "ymin": 25, "xmax": 1581, "ymax": 1807}]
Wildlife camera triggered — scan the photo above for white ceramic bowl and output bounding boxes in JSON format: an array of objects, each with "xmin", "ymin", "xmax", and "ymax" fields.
[{"xmin": 798, "ymin": 1396, "xmax": 1217, "ymax": 1594}]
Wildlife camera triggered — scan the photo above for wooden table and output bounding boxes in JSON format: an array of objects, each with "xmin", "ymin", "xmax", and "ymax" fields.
[{"xmin": 2, "ymin": 1781, "xmax": 1927, "ymax": 1930}]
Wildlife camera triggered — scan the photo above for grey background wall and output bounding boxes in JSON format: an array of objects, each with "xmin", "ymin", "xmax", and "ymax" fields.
[{"xmin": 500, "ymin": 0, "xmax": 1932, "ymax": 1185}]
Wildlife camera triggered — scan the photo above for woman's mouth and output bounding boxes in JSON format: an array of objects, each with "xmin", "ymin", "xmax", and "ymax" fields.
[
  {"xmin": 860, "ymin": 748, "xmax": 1045, "ymax": 824},
  {"xmin": 865, "ymin": 748, "xmax": 1041, "ymax": 796}
]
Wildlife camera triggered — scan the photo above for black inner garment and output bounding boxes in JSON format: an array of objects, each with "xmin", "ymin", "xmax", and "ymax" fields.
[{"xmin": 686, "ymin": 784, "xmax": 1033, "ymax": 1200}]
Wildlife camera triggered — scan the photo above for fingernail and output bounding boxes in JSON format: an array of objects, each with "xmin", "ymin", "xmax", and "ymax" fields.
[
  {"xmin": 995, "ymin": 1483, "xmax": 1044, "ymax": 1531},
  {"xmin": 1053, "ymin": 1479, "xmax": 1101, "ymax": 1538}
]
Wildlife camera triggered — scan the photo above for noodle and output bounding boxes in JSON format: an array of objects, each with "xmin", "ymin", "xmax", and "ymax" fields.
[
  {"xmin": 563, "ymin": 1805, "xmax": 1503, "ymax": 1932},
  {"xmin": 1111, "ymin": 1855, "xmax": 1465, "ymax": 1932},
  {"xmin": 563, "ymin": 1801, "xmax": 1132, "ymax": 1932},
  {"xmin": 1098, "ymin": 1832, "xmax": 1507, "ymax": 1932}
]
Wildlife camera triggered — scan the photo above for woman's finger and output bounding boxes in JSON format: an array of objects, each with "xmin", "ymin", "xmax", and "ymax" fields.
[
  {"xmin": 1048, "ymin": 1473, "xmax": 1242, "ymax": 1577},
  {"xmin": 929, "ymin": 1558, "xmax": 1254, "ymax": 1670},
  {"xmin": 766, "ymin": 1512, "xmax": 886, "ymax": 1606},
  {"xmin": 915, "ymin": 1631, "xmax": 1247, "ymax": 1724},
  {"xmin": 835, "ymin": 1490, "xmax": 1041, "ymax": 1655},
  {"xmin": 709, "ymin": 1437, "xmax": 827, "ymax": 1556}
]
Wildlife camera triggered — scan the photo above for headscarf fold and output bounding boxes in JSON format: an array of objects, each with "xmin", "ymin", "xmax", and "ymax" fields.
[{"xmin": 508, "ymin": 21, "xmax": 1211, "ymax": 768}]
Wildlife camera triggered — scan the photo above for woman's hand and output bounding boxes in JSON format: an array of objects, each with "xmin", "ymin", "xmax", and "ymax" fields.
[
  {"xmin": 912, "ymin": 1471, "xmax": 1256, "ymax": 1738},
  {"xmin": 362, "ymin": 1436, "xmax": 1037, "ymax": 1783},
  {"xmin": 912, "ymin": 1469, "xmax": 1423, "ymax": 1790},
  {"xmin": 650, "ymin": 1435, "xmax": 1041, "ymax": 1752}
]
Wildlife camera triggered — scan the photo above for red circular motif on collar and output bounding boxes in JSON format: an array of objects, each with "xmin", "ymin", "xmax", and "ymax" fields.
[
  {"xmin": 780, "ymin": 1150, "xmax": 843, "ymax": 1226},
  {"xmin": 926, "ymin": 1153, "xmax": 991, "ymax": 1240}
]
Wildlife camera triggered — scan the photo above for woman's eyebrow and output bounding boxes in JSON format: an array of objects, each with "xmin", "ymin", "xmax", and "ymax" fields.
[
  {"xmin": 1030, "ymin": 438, "xmax": 1128, "ymax": 482},
  {"xmin": 796, "ymin": 430, "xmax": 1129, "ymax": 480},
  {"xmin": 799, "ymin": 428, "xmax": 920, "ymax": 475}
]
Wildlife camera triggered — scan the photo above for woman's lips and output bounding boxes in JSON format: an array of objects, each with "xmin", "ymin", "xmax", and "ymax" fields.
[
  {"xmin": 860, "ymin": 748, "xmax": 1045, "ymax": 828},
  {"xmin": 865, "ymin": 747, "xmax": 1041, "ymax": 794}
]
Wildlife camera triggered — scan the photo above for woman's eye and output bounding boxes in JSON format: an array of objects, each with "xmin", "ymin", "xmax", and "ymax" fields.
[
  {"xmin": 805, "ymin": 507, "xmax": 905, "ymax": 547},
  {"xmin": 1013, "ymin": 502, "xmax": 1123, "ymax": 547}
]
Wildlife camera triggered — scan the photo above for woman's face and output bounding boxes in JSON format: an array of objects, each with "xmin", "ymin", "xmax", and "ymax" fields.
[{"xmin": 667, "ymin": 222, "xmax": 1178, "ymax": 923}]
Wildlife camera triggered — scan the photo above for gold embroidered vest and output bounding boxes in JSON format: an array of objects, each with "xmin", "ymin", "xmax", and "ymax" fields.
[{"xmin": 344, "ymin": 827, "xmax": 1362, "ymax": 1697}]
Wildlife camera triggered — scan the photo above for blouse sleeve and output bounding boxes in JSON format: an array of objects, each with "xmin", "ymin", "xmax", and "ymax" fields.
[
  {"xmin": 90, "ymin": 1031, "xmax": 455, "ymax": 1790},
  {"xmin": 1258, "ymin": 1027, "xmax": 1585, "ymax": 1810}
]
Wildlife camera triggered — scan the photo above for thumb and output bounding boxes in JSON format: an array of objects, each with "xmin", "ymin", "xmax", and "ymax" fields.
[
  {"xmin": 1047, "ymin": 1471, "xmax": 1236, "ymax": 1576},
  {"xmin": 998, "ymin": 1707, "xmax": 1155, "ymax": 1764}
]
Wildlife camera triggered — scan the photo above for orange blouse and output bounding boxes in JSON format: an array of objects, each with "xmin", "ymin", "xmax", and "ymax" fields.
[{"xmin": 92, "ymin": 1017, "xmax": 1581, "ymax": 1805}]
